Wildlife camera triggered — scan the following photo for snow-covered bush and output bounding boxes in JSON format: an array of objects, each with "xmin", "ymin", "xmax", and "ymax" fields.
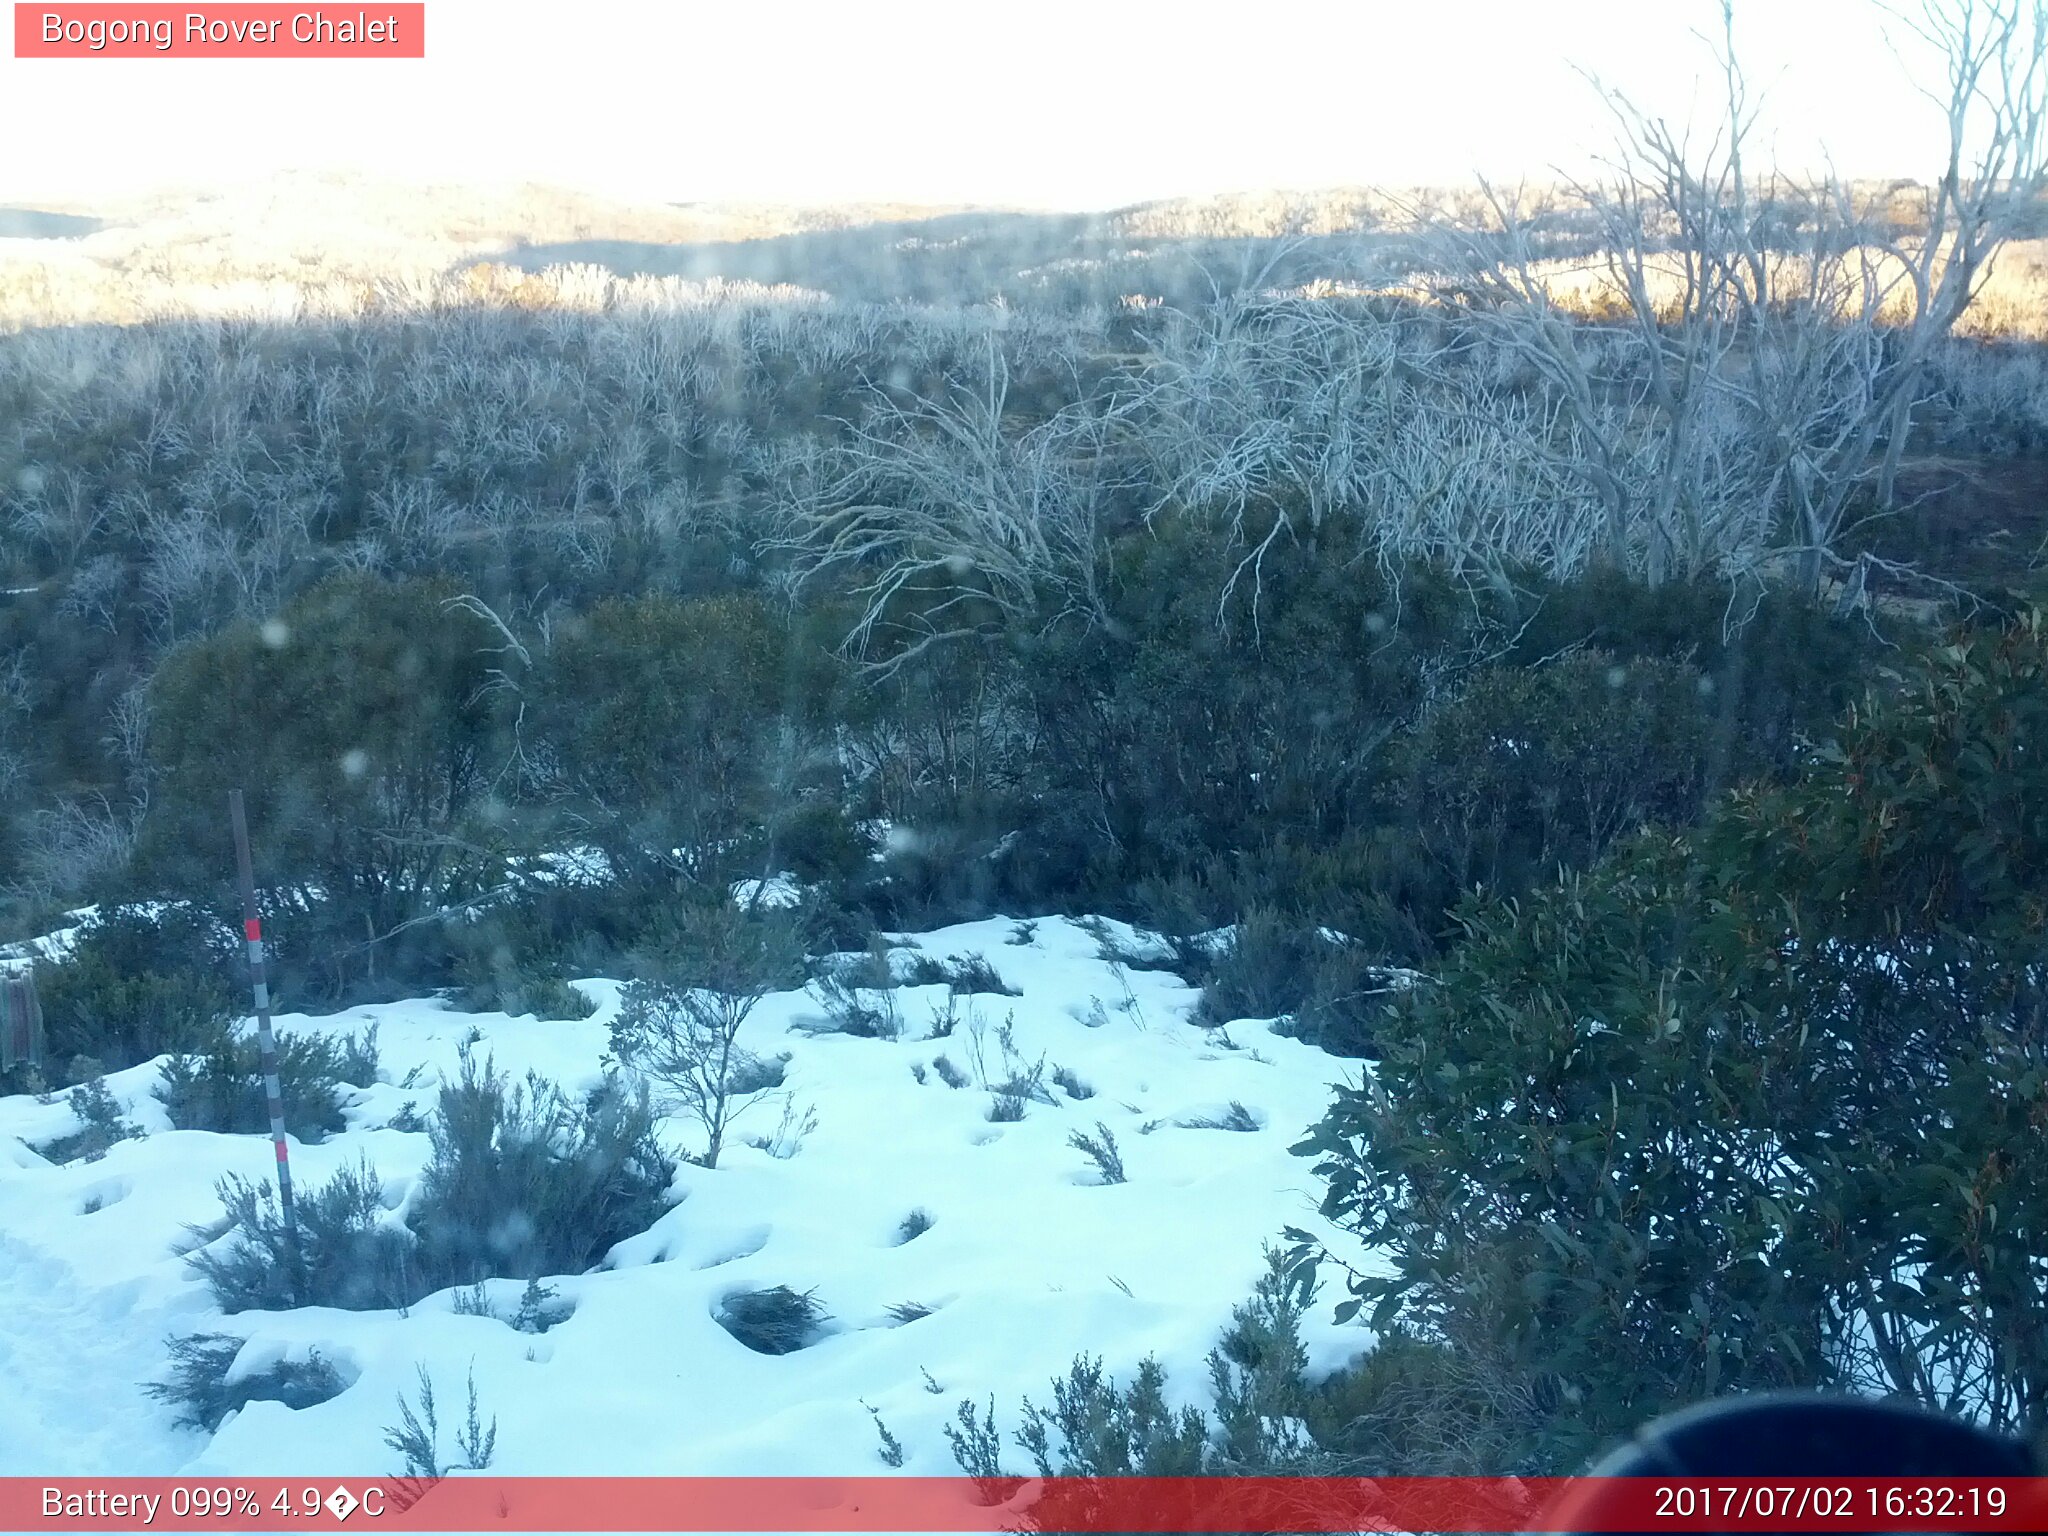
[
  {"xmin": 36, "ymin": 1075, "xmax": 140, "ymax": 1164},
  {"xmin": 146, "ymin": 1333, "xmax": 345, "ymax": 1432},
  {"xmin": 189, "ymin": 1051, "xmax": 674, "ymax": 1311},
  {"xmin": 898, "ymin": 951, "xmax": 1020, "ymax": 996},
  {"xmin": 190, "ymin": 1158, "xmax": 417, "ymax": 1313},
  {"xmin": 893, "ymin": 1209, "xmax": 934, "ymax": 1244},
  {"xmin": 808, "ymin": 973, "xmax": 904, "ymax": 1040},
  {"xmin": 1066, "ymin": 1122, "xmax": 1125, "ymax": 1183},
  {"xmin": 717, "ymin": 1285, "xmax": 830, "ymax": 1355}
]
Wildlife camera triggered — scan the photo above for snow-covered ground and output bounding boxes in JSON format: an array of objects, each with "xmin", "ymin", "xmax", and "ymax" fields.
[{"xmin": 0, "ymin": 915, "xmax": 1375, "ymax": 1478}]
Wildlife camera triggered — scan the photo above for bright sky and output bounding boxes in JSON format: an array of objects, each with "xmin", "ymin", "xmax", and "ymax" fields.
[{"xmin": 0, "ymin": 0, "xmax": 1966, "ymax": 209}]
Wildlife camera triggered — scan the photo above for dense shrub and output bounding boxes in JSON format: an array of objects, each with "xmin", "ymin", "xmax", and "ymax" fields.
[
  {"xmin": 1382, "ymin": 650, "xmax": 1718, "ymax": 906},
  {"xmin": 146, "ymin": 1333, "xmax": 346, "ymax": 1432},
  {"xmin": 1501, "ymin": 567, "xmax": 1884, "ymax": 778},
  {"xmin": 626, "ymin": 899, "xmax": 808, "ymax": 994},
  {"xmin": 1172, "ymin": 907, "xmax": 1406, "ymax": 1056},
  {"xmin": 1190, "ymin": 909, "xmax": 1339, "ymax": 1023},
  {"xmin": 135, "ymin": 576, "xmax": 507, "ymax": 1003},
  {"xmin": 157, "ymin": 1026, "xmax": 379, "ymax": 1138},
  {"xmin": 839, "ymin": 821, "xmax": 1047, "ymax": 932},
  {"xmin": 445, "ymin": 922, "xmax": 596, "ymax": 1020},
  {"xmin": 442, "ymin": 878, "xmax": 646, "ymax": 1000},
  {"xmin": 408, "ymin": 1054, "xmax": 676, "ymax": 1287},
  {"xmin": 853, "ymin": 541, "xmax": 1881, "ymax": 956},
  {"xmin": 768, "ymin": 798, "xmax": 875, "ymax": 884},
  {"xmin": 28, "ymin": 905, "xmax": 240, "ymax": 1085},
  {"xmin": 528, "ymin": 593, "xmax": 845, "ymax": 894},
  {"xmin": 1007, "ymin": 516, "xmax": 1466, "ymax": 901},
  {"xmin": 189, "ymin": 1159, "xmax": 419, "ymax": 1313},
  {"xmin": 1299, "ymin": 1331, "xmax": 1544, "ymax": 1475},
  {"xmin": 1297, "ymin": 606, "xmax": 2048, "ymax": 1462}
]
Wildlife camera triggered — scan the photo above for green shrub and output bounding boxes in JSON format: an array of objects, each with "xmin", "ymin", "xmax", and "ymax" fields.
[
  {"xmin": 137, "ymin": 576, "xmax": 507, "ymax": 1004},
  {"xmin": 1502, "ymin": 567, "xmax": 1881, "ymax": 777},
  {"xmin": 613, "ymin": 901, "xmax": 803, "ymax": 1167},
  {"xmin": 31, "ymin": 905, "xmax": 240, "ymax": 1084},
  {"xmin": 446, "ymin": 934, "xmax": 595, "ymax": 1020},
  {"xmin": 1014, "ymin": 1355, "xmax": 1210, "ymax": 1476},
  {"xmin": 146, "ymin": 1334, "xmax": 346, "ymax": 1432},
  {"xmin": 1299, "ymin": 1332, "xmax": 1546, "ymax": 1475},
  {"xmin": 1383, "ymin": 649, "xmax": 1716, "ymax": 906},
  {"xmin": 36, "ymin": 1075, "xmax": 141, "ymax": 1164},
  {"xmin": 157, "ymin": 1026, "xmax": 380, "ymax": 1139},
  {"xmin": 1298, "ymin": 606, "xmax": 2048, "ymax": 1456},
  {"xmin": 409, "ymin": 1054, "xmax": 676, "ymax": 1287},
  {"xmin": 1188, "ymin": 908, "xmax": 1404, "ymax": 1054},
  {"xmin": 770, "ymin": 799, "xmax": 874, "ymax": 883},
  {"xmin": 529, "ymin": 593, "xmax": 843, "ymax": 894},
  {"xmin": 189, "ymin": 1158, "xmax": 419, "ymax": 1314},
  {"xmin": 447, "ymin": 879, "xmax": 653, "ymax": 992},
  {"xmin": 627, "ymin": 900, "xmax": 807, "ymax": 994},
  {"xmin": 946, "ymin": 1251, "xmax": 1325, "ymax": 1489}
]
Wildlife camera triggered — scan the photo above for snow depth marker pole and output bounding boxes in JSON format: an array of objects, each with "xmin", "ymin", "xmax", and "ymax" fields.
[{"xmin": 230, "ymin": 788, "xmax": 302, "ymax": 1295}]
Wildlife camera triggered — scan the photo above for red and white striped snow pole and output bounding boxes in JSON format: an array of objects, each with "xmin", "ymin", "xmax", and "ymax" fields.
[{"xmin": 230, "ymin": 788, "xmax": 302, "ymax": 1294}]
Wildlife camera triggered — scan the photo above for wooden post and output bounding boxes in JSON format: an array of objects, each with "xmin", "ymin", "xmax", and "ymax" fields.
[
  {"xmin": 229, "ymin": 788, "xmax": 301, "ymax": 1293},
  {"xmin": 1, "ymin": 971, "xmax": 45, "ymax": 1074}
]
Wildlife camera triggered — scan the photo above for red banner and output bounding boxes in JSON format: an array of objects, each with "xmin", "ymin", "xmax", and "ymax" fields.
[
  {"xmin": 5, "ymin": 1476, "xmax": 2048, "ymax": 1532},
  {"xmin": 12, "ymin": 5, "xmax": 424, "ymax": 58}
]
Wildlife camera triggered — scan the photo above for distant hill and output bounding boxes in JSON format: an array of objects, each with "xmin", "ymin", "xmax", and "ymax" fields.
[{"xmin": 0, "ymin": 172, "xmax": 1427, "ymax": 325}]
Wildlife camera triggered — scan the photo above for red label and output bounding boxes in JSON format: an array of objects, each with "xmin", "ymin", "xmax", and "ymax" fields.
[
  {"xmin": 243, "ymin": 918, "xmax": 263, "ymax": 942},
  {"xmin": 14, "ymin": 4, "xmax": 425, "ymax": 57}
]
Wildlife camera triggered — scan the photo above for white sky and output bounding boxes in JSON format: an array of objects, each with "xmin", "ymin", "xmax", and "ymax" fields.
[{"xmin": 0, "ymin": 0, "xmax": 1965, "ymax": 209}]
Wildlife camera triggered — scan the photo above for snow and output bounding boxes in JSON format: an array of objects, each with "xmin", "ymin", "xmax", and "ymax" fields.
[
  {"xmin": 0, "ymin": 905, "xmax": 98, "ymax": 975},
  {"xmin": 0, "ymin": 915, "xmax": 1379, "ymax": 1478}
]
